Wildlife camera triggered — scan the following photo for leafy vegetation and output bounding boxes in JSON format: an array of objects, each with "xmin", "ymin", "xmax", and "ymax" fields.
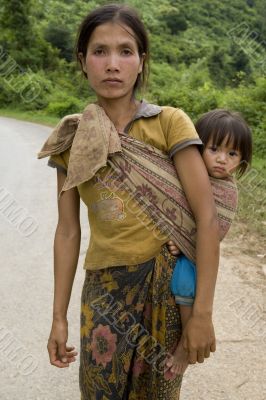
[{"xmin": 0, "ymin": 0, "xmax": 265, "ymax": 236}]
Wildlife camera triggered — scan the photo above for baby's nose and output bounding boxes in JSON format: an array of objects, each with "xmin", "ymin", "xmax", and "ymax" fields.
[{"xmin": 217, "ymin": 152, "xmax": 227, "ymax": 162}]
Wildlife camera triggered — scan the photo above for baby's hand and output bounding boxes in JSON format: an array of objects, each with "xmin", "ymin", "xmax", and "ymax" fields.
[{"xmin": 167, "ymin": 240, "xmax": 181, "ymax": 256}]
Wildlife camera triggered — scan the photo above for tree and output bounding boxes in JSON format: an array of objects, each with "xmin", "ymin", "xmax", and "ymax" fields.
[
  {"xmin": 1, "ymin": 0, "xmax": 33, "ymax": 49},
  {"xmin": 0, "ymin": 0, "xmax": 58, "ymax": 69},
  {"xmin": 161, "ymin": 10, "xmax": 188, "ymax": 35},
  {"xmin": 229, "ymin": 44, "xmax": 252, "ymax": 86},
  {"xmin": 207, "ymin": 45, "xmax": 229, "ymax": 87},
  {"xmin": 45, "ymin": 25, "xmax": 74, "ymax": 62}
]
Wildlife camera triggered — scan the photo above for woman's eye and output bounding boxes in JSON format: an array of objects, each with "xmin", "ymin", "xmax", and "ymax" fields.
[
  {"xmin": 94, "ymin": 48, "xmax": 104, "ymax": 55},
  {"xmin": 121, "ymin": 48, "xmax": 132, "ymax": 56}
]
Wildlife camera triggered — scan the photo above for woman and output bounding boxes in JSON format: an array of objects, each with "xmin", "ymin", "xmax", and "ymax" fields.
[{"xmin": 38, "ymin": 4, "xmax": 219, "ymax": 399}]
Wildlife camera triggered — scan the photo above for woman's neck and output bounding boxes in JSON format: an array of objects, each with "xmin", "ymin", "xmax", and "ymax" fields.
[{"xmin": 96, "ymin": 96, "xmax": 140, "ymax": 132}]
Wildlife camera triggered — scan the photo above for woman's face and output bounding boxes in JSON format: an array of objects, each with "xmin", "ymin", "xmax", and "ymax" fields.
[{"xmin": 80, "ymin": 22, "xmax": 144, "ymax": 103}]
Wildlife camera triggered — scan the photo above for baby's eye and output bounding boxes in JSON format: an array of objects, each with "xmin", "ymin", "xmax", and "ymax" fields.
[
  {"xmin": 209, "ymin": 146, "xmax": 217, "ymax": 152},
  {"xmin": 229, "ymin": 150, "xmax": 239, "ymax": 157}
]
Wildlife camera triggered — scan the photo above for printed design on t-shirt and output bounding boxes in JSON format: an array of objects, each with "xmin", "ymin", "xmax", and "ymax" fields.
[{"xmin": 91, "ymin": 192, "xmax": 126, "ymax": 221}]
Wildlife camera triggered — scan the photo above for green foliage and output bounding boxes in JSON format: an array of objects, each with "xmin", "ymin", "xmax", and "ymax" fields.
[
  {"xmin": 44, "ymin": 24, "xmax": 74, "ymax": 62},
  {"xmin": 159, "ymin": 8, "xmax": 188, "ymax": 35},
  {"xmin": 47, "ymin": 95, "xmax": 84, "ymax": 118},
  {"xmin": 0, "ymin": 70, "xmax": 52, "ymax": 110},
  {"xmin": 220, "ymin": 77, "xmax": 266, "ymax": 157},
  {"xmin": 0, "ymin": 0, "xmax": 265, "ymax": 160},
  {"xmin": 0, "ymin": 0, "xmax": 32, "ymax": 47},
  {"xmin": 0, "ymin": 0, "xmax": 57, "ymax": 69}
]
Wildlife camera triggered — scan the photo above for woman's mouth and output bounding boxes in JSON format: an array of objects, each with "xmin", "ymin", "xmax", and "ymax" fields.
[{"xmin": 103, "ymin": 78, "xmax": 122, "ymax": 84}]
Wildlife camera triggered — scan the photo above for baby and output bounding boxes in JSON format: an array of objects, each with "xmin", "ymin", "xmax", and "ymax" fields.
[{"xmin": 166, "ymin": 109, "xmax": 252, "ymax": 378}]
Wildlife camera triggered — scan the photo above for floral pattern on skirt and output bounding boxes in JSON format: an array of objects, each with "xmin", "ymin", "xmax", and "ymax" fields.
[{"xmin": 79, "ymin": 245, "xmax": 183, "ymax": 399}]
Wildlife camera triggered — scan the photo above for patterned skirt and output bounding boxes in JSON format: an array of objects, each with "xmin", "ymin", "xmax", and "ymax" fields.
[{"xmin": 79, "ymin": 245, "xmax": 183, "ymax": 400}]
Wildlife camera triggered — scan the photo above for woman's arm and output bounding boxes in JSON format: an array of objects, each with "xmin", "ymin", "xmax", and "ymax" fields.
[
  {"xmin": 173, "ymin": 146, "xmax": 220, "ymax": 364},
  {"xmin": 47, "ymin": 169, "xmax": 81, "ymax": 368}
]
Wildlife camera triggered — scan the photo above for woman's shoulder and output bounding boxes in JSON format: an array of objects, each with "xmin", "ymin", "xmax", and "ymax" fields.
[
  {"xmin": 160, "ymin": 106, "xmax": 193, "ymax": 123},
  {"xmin": 37, "ymin": 113, "xmax": 82, "ymax": 159},
  {"xmin": 138, "ymin": 101, "xmax": 191, "ymax": 125},
  {"xmin": 157, "ymin": 106, "xmax": 196, "ymax": 138}
]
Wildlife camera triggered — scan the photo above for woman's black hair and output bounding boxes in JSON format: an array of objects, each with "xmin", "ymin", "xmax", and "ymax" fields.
[
  {"xmin": 75, "ymin": 3, "xmax": 149, "ymax": 92},
  {"xmin": 195, "ymin": 109, "xmax": 253, "ymax": 177}
]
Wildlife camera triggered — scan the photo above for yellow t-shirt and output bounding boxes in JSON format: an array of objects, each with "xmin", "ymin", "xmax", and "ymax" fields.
[{"xmin": 48, "ymin": 102, "xmax": 202, "ymax": 270}]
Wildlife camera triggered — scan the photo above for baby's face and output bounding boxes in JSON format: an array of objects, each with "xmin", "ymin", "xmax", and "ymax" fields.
[{"xmin": 202, "ymin": 138, "xmax": 242, "ymax": 179}]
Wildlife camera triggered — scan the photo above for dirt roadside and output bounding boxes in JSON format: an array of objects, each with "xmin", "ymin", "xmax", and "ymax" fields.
[{"xmin": 181, "ymin": 225, "xmax": 266, "ymax": 400}]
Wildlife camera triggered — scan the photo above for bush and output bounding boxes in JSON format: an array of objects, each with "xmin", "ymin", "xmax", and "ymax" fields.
[
  {"xmin": 220, "ymin": 77, "xmax": 266, "ymax": 157},
  {"xmin": 0, "ymin": 71, "xmax": 52, "ymax": 110},
  {"xmin": 46, "ymin": 95, "xmax": 84, "ymax": 117}
]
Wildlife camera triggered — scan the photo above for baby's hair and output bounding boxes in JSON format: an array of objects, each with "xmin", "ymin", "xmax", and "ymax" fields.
[{"xmin": 195, "ymin": 109, "xmax": 252, "ymax": 177}]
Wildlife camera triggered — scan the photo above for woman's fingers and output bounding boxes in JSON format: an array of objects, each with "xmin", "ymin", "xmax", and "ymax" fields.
[
  {"xmin": 187, "ymin": 349, "xmax": 205, "ymax": 364},
  {"xmin": 47, "ymin": 320, "xmax": 71, "ymax": 368},
  {"xmin": 58, "ymin": 342, "xmax": 68, "ymax": 363},
  {"xmin": 183, "ymin": 333, "xmax": 213, "ymax": 364},
  {"xmin": 66, "ymin": 345, "xmax": 75, "ymax": 351},
  {"xmin": 47, "ymin": 339, "xmax": 57, "ymax": 365},
  {"xmin": 182, "ymin": 314, "xmax": 216, "ymax": 365},
  {"xmin": 204, "ymin": 347, "xmax": 210, "ymax": 358},
  {"xmin": 47, "ymin": 339, "xmax": 69, "ymax": 368},
  {"xmin": 196, "ymin": 350, "xmax": 205, "ymax": 363},
  {"xmin": 52, "ymin": 359, "xmax": 70, "ymax": 368},
  {"xmin": 187, "ymin": 345, "xmax": 215, "ymax": 364},
  {"xmin": 65, "ymin": 356, "xmax": 76, "ymax": 364},
  {"xmin": 188, "ymin": 350, "xmax": 197, "ymax": 364},
  {"xmin": 66, "ymin": 347, "xmax": 78, "ymax": 362},
  {"xmin": 66, "ymin": 350, "xmax": 78, "ymax": 357},
  {"xmin": 66, "ymin": 345, "xmax": 78, "ymax": 356},
  {"xmin": 183, "ymin": 337, "xmax": 197, "ymax": 364},
  {"xmin": 210, "ymin": 340, "xmax": 216, "ymax": 352}
]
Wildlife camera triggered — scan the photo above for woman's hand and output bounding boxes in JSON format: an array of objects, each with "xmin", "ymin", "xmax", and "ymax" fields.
[
  {"xmin": 181, "ymin": 313, "xmax": 216, "ymax": 364},
  {"xmin": 47, "ymin": 317, "xmax": 78, "ymax": 368},
  {"xmin": 167, "ymin": 240, "xmax": 181, "ymax": 256}
]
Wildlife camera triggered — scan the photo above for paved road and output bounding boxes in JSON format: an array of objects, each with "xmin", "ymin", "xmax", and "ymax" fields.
[{"xmin": 0, "ymin": 117, "xmax": 265, "ymax": 399}]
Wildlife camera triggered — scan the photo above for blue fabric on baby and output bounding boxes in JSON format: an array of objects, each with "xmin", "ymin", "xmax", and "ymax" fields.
[{"xmin": 170, "ymin": 254, "xmax": 197, "ymax": 306}]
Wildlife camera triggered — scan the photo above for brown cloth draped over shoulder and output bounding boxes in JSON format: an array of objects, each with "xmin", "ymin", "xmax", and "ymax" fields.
[{"xmin": 37, "ymin": 103, "xmax": 238, "ymax": 263}]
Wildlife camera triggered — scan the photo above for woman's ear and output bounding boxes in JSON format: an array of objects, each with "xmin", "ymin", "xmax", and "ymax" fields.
[
  {"xmin": 78, "ymin": 52, "xmax": 87, "ymax": 74},
  {"xmin": 138, "ymin": 52, "xmax": 146, "ymax": 74}
]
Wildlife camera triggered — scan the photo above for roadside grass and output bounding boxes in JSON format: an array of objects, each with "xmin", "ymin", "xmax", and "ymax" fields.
[
  {"xmin": 0, "ymin": 108, "xmax": 59, "ymax": 127},
  {"xmin": 228, "ymin": 156, "xmax": 266, "ymax": 255},
  {"xmin": 237, "ymin": 157, "xmax": 266, "ymax": 235}
]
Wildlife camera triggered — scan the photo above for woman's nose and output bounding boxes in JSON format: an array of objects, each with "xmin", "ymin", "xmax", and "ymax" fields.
[{"xmin": 106, "ymin": 55, "xmax": 120, "ymax": 72}]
